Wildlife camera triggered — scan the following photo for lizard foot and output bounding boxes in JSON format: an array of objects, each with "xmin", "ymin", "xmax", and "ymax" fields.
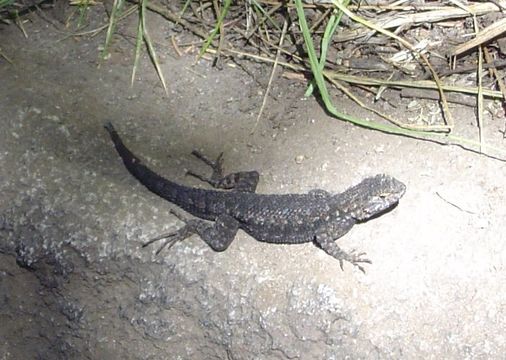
[
  {"xmin": 143, "ymin": 209, "xmax": 240, "ymax": 253},
  {"xmin": 186, "ymin": 150, "xmax": 225, "ymax": 186},
  {"xmin": 187, "ymin": 150, "xmax": 259, "ymax": 193},
  {"xmin": 315, "ymin": 234, "xmax": 372, "ymax": 273},
  {"xmin": 142, "ymin": 210, "xmax": 195, "ymax": 254},
  {"xmin": 142, "ymin": 227, "xmax": 194, "ymax": 255},
  {"xmin": 191, "ymin": 150, "xmax": 224, "ymax": 171},
  {"xmin": 340, "ymin": 250, "xmax": 372, "ymax": 273}
]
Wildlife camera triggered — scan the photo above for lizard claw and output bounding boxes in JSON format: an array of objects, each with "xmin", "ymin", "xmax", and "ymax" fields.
[
  {"xmin": 142, "ymin": 210, "xmax": 194, "ymax": 254},
  {"xmin": 335, "ymin": 249, "xmax": 371, "ymax": 273},
  {"xmin": 142, "ymin": 231, "xmax": 181, "ymax": 254},
  {"xmin": 187, "ymin": 151, "xmax": 225, "ymax": 186},
  {"xmin": 347, "ymin": 250, "xmax": 372, "ymax": 273},
  {"xmin": 339, "ymin": 259, "xmax": 345, "ymax": 272},
  {"xmin": 191, "ymin": 150, "xmax": 224, "ymax": 173}
]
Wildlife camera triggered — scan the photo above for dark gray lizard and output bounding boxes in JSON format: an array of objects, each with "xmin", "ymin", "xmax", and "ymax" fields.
[{"xmin": 105, "ymin": 122, "xmax": 406, "ymax": 271}]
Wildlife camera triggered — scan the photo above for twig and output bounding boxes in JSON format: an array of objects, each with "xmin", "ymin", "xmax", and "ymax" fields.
[
  {"xmin": 171, "ymin": 35, "xmax": 183, "ymax": 57},
  {"xmin": 334, "ymin": 2, "xmax": 505, "ymax": 42},
  {"xmin": 327, "ymin": 72, "xmax": 504, "ymax": 99},
  {"xmin": 482, "ymin": 48, "xmax": 506, "ymax": 118},
  {"xmin": 127, "ymin": 0, "xmax": 211, "ymax": 41},
  {"xmin": 452, "ymin": 17, "xmax": 506, "ymax": 56},
  {"xmin": 436, "ymin": 192, "xmax": 476, "ymax": 214},
  {"xmin": 211, "ymin": 0, "xmax": 225, "ymax": 67},
  {"xmin": 0, "ymin": 47, "xmax": 13, "ymax": 64},
  {"xmin": 331, "ymin": 0, "xmax": 454, "ymax": 131},
  {"xmin": 251, "ymin": 18, "xmax": 288, "ymax": 133},
  {"xmin": 401, "ymin": 88, "xmax": 476, "ymax": 107},
  {"xmin": 327, "ymin": 76, "xmax": 451, "ymax": 131},
  {"xmin": 425, "ymin": 59, "xmax": 506, "ymax": 79}
]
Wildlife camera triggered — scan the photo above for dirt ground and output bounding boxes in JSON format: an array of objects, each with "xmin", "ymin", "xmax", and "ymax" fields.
[{"xmin": 1, "ymin": 5, "xmax": 506, "ymax": 360}]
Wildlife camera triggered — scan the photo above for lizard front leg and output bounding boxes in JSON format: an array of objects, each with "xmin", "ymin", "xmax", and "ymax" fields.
[
  {"xmin": 187, "ymin": 150, "xmax": 259, "ymax": 193},
  {"xmin": 314, "ymin": 217, "xmax": 372, "ymax": 272},
  {"xmin": 143, "ymin": 210, "xmax": 240, "ymax": 254}
]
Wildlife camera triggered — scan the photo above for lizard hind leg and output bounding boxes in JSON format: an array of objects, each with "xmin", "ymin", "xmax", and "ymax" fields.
[
  {"xmin": 187, "ymin": 150, "xmax": 259, "ymax": 193},
  {"xmin": 143, "ymin": 209, "xmax": 240, "ymax": 253}
]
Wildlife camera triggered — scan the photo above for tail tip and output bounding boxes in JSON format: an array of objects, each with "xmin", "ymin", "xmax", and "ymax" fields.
[{"xmin": 104, "ymin": 121, "xmax": 114, "ymax": 133}]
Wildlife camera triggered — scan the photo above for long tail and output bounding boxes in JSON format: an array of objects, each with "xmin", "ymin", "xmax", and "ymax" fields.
[{"xmin": 104, "ymin": 122, "xmax": 185, "ymax": 202}]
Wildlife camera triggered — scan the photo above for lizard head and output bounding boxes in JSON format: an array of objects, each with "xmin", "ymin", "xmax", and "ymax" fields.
[{"xmin": 342, "ymin": 174, "xmax": 406, "ymax": 221}]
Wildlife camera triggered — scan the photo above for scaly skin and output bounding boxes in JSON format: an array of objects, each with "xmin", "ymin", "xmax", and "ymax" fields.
[{"xmin": 105, "ymin": 122, "xmax": 406, "ymax": 272}]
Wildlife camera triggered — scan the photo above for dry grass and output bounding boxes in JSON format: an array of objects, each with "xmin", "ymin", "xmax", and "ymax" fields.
[{"xmin": 4, "ymin": 0, "xmax": 506, "ymax": 158}]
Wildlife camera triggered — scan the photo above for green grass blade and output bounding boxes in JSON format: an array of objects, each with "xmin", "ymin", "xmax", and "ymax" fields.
[
  {"xmin": 250, "ymin": 0, "xmax": 282, "ymax": 32},
  {"xmin": 0, "ymin": 0, "xmax": 14, "ymax": 8},
  {"xmin": 294, "ymin": 0, "xmax": 505, "ymax": 157},
  {"xmin": 102, "ymin": 0, "xmax": 125, "ymax": 59},
  {"xmin": 76, "ymin": 0, "xmax": 91, "ymax": 28},
  {"xmin": 305, "ymin": 3, "xmax": 348, "ymax": 97},
  {"xmin": 197, "ymin": 0, "xmax": 232, "ymax": 61},
  {"xmin": 140, "ymin": 0, "xmax": 168, "ymax": 94},
  {"xmin": 176, "ymin": 0, "xmax": 191, "ymax": 26},
  {"xmin": 131, "ymin": 3, "xmax": 143, "ymax": 87}
]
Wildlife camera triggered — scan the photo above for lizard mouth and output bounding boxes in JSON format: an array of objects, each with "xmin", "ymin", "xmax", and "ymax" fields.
[
  {"xmin": 352, "ymin": 191, "xmax": 404, "ymax": 221},
  {"xmin": 354, "ymin": 201, "xmax": 400, "ymax": 222}
]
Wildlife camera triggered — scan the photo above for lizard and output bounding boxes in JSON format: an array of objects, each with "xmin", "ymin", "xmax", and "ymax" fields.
[{"xmin": 104, "ymin": 122, "xmax": 406, "ymax": 272}]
